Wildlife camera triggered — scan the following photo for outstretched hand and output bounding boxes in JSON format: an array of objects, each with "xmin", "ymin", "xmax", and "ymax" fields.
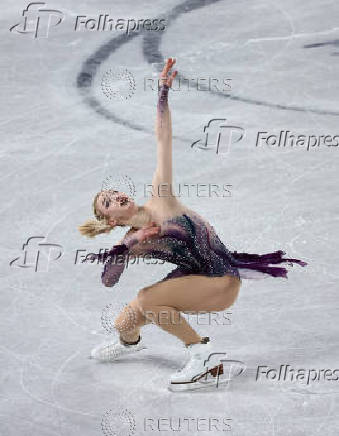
[{"xmin": 159, "ymin": 57, "xmax": 177, "ymax": 88}]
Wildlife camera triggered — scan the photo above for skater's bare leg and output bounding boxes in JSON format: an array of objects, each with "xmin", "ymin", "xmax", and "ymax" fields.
[
  {"xmin": 114, "ymin": 298, "xmax": 151, "ymax": 343},
  {"xmin": 143, "ymin": 304, "xmax": 202, "ymax": 345},
  {"xmin": 137, "ymin": 274, "xmax": 240, "ymax": 346}
]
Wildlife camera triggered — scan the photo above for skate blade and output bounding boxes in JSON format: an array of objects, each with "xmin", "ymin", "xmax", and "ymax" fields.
[
  {"xmin": 168, "ymin": 363, "xmax": 229, "ymax": 392},
  {"xmin": 168, "ymin": 377, "xmax": 231, "ymax": 392},
  {"xmin": 89, "ymin": 345, "xmax": 147, "ymax": 362},
  {"xmin": 168, "ymin": 361, "xmax": 246, "ymax": 392}
]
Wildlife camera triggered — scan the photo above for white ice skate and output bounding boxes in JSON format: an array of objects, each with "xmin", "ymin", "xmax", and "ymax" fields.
[
  {"xmin": 90, "ymin": 336, "xmax": 147, "ymax": 362},
  {"xmin": 168, "ymin": 339, "xmax": 246, "ymax": 391}
]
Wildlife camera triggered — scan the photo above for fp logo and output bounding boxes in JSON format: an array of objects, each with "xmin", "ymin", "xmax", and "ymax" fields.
[
  {"xmin": 196, "ymin": 353, "xmax": 246, "ymax": 388},
  {"xmin": 191, "ymin": 119, "xmax": 245, "ymax": 154},
  {"xmin": 10, "ymin": 236, "xmax": 63, "ymax": 272},
  {"xmin": 10, "ymin": 2, "xmax": 64, "ymax": 38}
]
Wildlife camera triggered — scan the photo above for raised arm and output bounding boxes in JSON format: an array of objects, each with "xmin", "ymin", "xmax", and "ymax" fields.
[{"xmin": 152, "ymin": 58, "xmax": 177, "ymax": 201}]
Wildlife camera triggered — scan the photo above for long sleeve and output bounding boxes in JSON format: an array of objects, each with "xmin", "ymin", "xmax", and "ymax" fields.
[
  {"xmin": 100, "ymin": 244, "xmax": 129, "ymax": 287},
  {"xmin": 82, "ymin": 234, "xmax": 139, "ymax": 288},
  {"xmin": 101, "ymin": 234, "xmax": 141, "ymax": 287}
]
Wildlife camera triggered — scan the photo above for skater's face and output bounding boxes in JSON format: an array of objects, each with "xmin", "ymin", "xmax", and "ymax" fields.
[{"xmin": 95, "ymin": 190, "xmax": 137, "ymax": 226}]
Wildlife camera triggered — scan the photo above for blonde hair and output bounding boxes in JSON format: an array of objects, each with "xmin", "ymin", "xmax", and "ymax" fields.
[{"xmin": 78, "ymin": 191, "xmax": 124, "ymax": 238}]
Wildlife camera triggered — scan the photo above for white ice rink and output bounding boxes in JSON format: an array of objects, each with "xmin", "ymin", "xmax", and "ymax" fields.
[{"xmin": 1, "ymin": 0, "xmax": 339, "ymax": 435}]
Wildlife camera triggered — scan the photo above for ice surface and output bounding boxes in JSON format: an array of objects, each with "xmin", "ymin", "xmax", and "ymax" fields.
[{"xmin": 1, "ymin": 0, "xmax": 339, "ymax": 435}]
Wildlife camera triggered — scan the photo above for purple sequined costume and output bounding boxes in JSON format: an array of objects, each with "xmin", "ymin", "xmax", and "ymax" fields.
[
  {"xmin": 85, "ymin": 84, "xmax": 307, "ymax": 286},
  {"xmin": 85, "ymin": 212, "xmax": 307, "ymax": 287}
]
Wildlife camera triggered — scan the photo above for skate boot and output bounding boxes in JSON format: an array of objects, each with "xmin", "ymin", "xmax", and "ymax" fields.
[
  {"xmin": 168, "ymin": 337, "xmax": 246, "ymax": 391},
  {"xmin": 90, "ymin": 335, "xmax": 147, "ymax": 362}
]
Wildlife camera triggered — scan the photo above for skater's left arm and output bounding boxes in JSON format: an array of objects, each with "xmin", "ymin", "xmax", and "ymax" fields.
[{"xmin": 151, "ymin": 58, "xmax": 177, "ymax": 204}]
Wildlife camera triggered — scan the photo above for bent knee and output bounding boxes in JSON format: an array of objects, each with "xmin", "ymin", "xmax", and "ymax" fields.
[{"xmin": 137, "ymin": 286, "xmax": 153, "ymax": 311}]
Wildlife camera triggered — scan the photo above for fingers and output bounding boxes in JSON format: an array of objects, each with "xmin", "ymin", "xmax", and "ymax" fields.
[
  {"xmin": 160, "ymin": 57, "xmax": 177, "ymax": 87},
  {"xmin": 145, "ymin": 223, "xmax": 161, "ymax": 236},
  {"xmin": 147, "ymin": 227, "xmax": 160, "ymax": 235},
  {"xmin": 161, "ymin": 57, "xmax": 176, "ymax": 76},
  {"xmin": 167, "ymin": 70, "xmax": 177, "ymax": 88}
]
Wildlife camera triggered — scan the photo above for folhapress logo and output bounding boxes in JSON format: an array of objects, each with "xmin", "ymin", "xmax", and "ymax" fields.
[
  {"xmin": 10, "ymin": 236, "xmax": 63, "ymax": 272},
  {"xmin": 10, "ymin": 2, "xmax": 64, "ymax": 38},
  {"xmin": 191, "ymin": 119, "xmax": 245, "ymax": 155},
  {"xmin": 10, "ymin": 5, "xmax": 166, "ymax": 39}
]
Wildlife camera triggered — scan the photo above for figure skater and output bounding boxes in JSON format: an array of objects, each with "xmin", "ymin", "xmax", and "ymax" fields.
[{"xmin": 79, "ymin": 58, "xmax": 307, "ymax": 390}]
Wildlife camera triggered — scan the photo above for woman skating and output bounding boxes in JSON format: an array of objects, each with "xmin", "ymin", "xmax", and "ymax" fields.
[{"xmin": 79, "ymin": 58, "xmax": 306, "ymax": 390}]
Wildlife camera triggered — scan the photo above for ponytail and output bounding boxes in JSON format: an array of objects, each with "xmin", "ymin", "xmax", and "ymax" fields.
[
  {"xmin": 78, "ymin": 191, "xmax": 113, "ymax": 238},
  {"xmin": 78, "ymin": 218, "xmax": 112, "ymax": 238}
]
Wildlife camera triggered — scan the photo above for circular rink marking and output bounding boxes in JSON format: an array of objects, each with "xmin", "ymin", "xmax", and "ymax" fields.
[{"xmin": 77, "ymin": 0, "xmax": 339, "ymax": 130}]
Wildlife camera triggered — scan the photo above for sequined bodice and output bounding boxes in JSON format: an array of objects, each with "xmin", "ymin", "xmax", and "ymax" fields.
[
  {"xmin": 88, "ymin": 212, "xmax": 306, "ymax": 287},
  {"xmin": 128, "ymin": 213, "xmax": 239, "ymax": 277},
  {"xmin": 84, "ymin": 82, "xmax": 307, "ymax": 286}
]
